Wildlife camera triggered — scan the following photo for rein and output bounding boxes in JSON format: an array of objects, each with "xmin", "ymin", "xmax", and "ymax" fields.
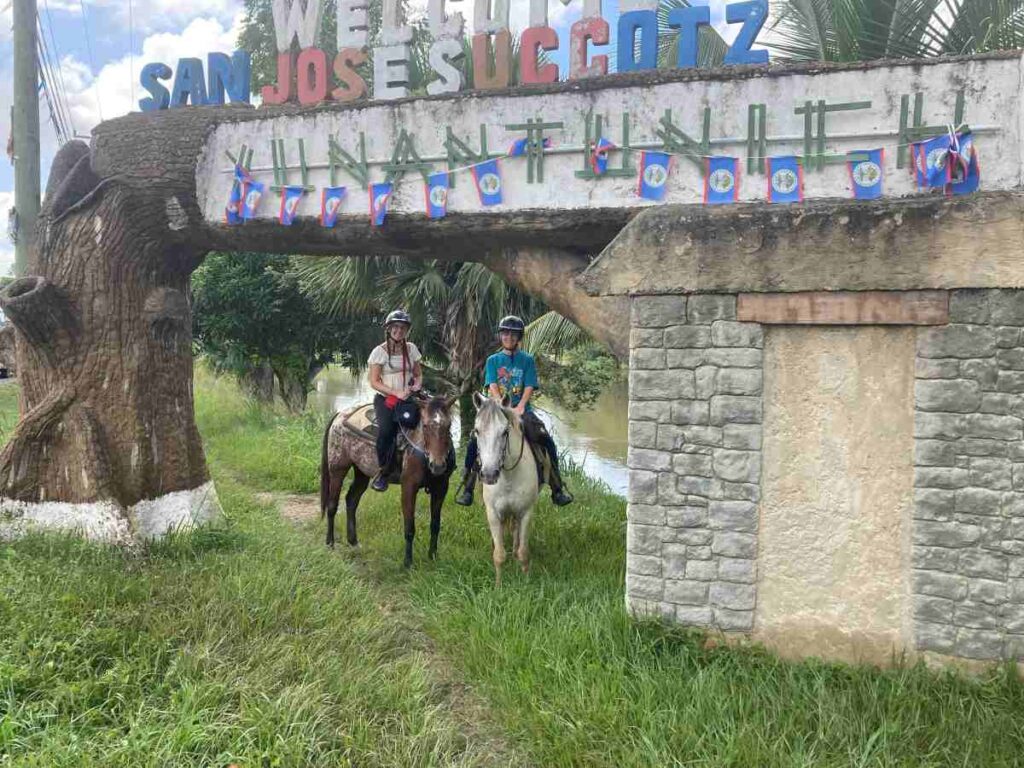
[{"xmin": 501, "ymin": 417, "xmax": 527, "ymax": 472}]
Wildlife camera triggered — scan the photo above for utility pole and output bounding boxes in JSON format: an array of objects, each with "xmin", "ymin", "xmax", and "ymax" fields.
[{"xmin": 12, "ymin": 0, "xmax": 39, "ymax": 277}]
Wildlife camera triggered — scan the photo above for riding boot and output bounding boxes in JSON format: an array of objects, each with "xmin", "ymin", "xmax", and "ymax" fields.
[
  {"xmin": 454, "ymin": 469, "xmax": 477, "ymax": 506},
  {"xmin": 547, "ymin": 457, "xmax": 574, "ymax": 507},
  {"xmin": 371, "ymin": 469, "xmax": 388, "ymax": 492}
]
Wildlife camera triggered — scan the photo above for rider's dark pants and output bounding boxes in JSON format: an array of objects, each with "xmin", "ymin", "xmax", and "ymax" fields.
[
  {"xmin": 374, "ymin": 394, "xmax": 398, "ymax": 470},
  {"xmin": 463, "ymin": 410, "xmax": 562, "ymax": 476}
]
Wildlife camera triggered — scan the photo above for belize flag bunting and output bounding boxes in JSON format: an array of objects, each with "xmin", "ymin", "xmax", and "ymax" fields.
[
  {"xmin": 913, "ymin": 134, "xmax": 952, "ymax": 188},
  {"xmin": 240, "ymin": 178, "xmax": 264, "ymax": 220},
  {"xmin": 847, "ymin": 149, "xmax": 884, "ymax": 200},
  {"xmin": 507, "ymin": 137, "xmax": 552, "ymax": 157},
  {"xmin": 948, "ymin": 136, "xmax": 980, "ymax": 197},
  {"xmin": 278, "ymin": 186, "xmax": 304, "ymax": 226},
  {"xmin": 703, "ymin": 156, "xmax": 739, "ymax": 205},
  {"xmin": 320, "ymin": 186, "xmax": 346, "ymax": 227},
  {"xmin": 637, "ymin": 151, "xmax": 672, "ymax": 201},
  {"xmin": 766, "ymin": 156, "xmax": 803, "ymax": 204},
  {"xmin": 425, "ymin": 171, "xmax": 449, "ymax": 219},
  {"xmin": 472, "ymin": 159, "xmax": 503, "ymax": 206},
  {"xmin": 591, "ymin": 137, "xmax": 616, "ymax": 176},
  {"xmin": 369, "ymin": 182, "xmax": 393, "ymax": 227},
  {"xmin": 226, "ymin": 164, "xmax": 253, "ymax": 224}
]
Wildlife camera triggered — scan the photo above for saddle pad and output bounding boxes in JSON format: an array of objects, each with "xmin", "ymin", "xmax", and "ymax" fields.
[{"xmin": 341, "ymin": 403, "xmax": 378, "ymax": 441}]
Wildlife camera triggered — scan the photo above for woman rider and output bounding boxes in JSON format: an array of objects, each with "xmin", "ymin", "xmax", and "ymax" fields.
[
  {"xmin": 368, "ymin": 309, "xmax": 422, "ymax": 492},
  {"xmin": 455, "ymin": 315, "xmax": 574, "ymax": 507}
]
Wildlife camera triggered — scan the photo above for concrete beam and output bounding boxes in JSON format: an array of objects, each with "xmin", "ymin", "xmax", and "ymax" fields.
[{"xmin": 580, "ymin": 192, "xmax": 1024, "ymax": 297}]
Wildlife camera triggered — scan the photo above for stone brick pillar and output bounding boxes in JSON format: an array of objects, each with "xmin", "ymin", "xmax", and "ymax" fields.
[{"xmin": 626, "ymin": 294, "xmax": 764, "ymax": 631}]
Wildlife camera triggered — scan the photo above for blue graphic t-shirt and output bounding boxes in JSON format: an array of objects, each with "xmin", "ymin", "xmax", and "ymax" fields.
[{"xmin": 484, "ymin": 350, "xmax": 539, "ymax": 410}]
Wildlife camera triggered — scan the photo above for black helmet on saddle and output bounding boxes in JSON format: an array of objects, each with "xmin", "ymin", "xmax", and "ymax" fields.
[
  {"xmin": 497, "ymin": 315, "xmax": 525, "ymax": 337},
  {"xmin": 384, "ymin": 309, "xmax": 412, "ymax": 329}
]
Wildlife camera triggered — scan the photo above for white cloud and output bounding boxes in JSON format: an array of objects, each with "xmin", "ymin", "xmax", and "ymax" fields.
[
  {"xmin": 61, "ymin": 13, "xmax": 245, "ymax": 132},
  {"xmin": 38, "ymin": 0, "xmax": 240, "ymax": 35}
]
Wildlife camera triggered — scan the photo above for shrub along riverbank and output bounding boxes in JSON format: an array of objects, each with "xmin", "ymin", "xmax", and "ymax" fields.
[{"xmin": 2, "ymin": 370, "xmax": 1024, "ymax": 766}]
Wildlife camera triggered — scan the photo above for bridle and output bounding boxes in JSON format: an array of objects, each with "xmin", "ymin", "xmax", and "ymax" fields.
[{"xmin": 476, "ymin": 409, "xmax": 525, "ymax": 474}]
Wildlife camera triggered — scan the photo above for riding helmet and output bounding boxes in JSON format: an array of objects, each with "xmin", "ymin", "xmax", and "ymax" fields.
[
  {"xmin": 497, "ymin": 315, "xmax": 526, "ymax": 336},
  {"xmin": 384, "ymin": 309, "xmax": 412, "ymax": 328}
]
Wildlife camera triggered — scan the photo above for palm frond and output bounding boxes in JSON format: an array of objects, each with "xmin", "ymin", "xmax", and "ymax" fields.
[{"xmin": 523, "ymin": 312, "xmax": 591, "ymax": 357}]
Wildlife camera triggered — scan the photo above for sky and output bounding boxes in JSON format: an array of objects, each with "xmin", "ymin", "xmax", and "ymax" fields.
[{"xmin": 0, "ymin": 0, "xmax": 744, "ymax": 274}]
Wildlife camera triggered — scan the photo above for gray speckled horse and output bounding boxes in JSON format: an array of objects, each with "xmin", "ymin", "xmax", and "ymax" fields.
[{"xmin": 320, "ymin": 394, "xmax": 456, "ymax": 567}]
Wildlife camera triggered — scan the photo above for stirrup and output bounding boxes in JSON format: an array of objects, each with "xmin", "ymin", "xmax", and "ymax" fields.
[
  {"xmin": 371, "ymin": 472, "xmax": 388, "ymax": 492},
  {"xmin": 551, "ymin": 487, "xmax": 574, "ymax": 507}
]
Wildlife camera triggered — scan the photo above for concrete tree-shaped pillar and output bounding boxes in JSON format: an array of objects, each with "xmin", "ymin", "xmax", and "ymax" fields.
[{"xmin": 0, "ymin": 138, "xmax": 216, "ymax": 542}]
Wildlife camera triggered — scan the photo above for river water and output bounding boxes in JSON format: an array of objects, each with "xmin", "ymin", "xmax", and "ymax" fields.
[{"xmin": 309, "ymin": 368, "xmax": 629, "ymax": 496}]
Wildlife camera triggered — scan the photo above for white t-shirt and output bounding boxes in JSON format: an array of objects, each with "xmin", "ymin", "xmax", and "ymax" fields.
[{"xmin": 368, "ymin": 342, "xmax": 421, "ymax": 393}]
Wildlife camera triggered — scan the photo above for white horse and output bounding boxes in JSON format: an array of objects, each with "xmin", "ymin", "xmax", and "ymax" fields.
[{"xmin": 472, "ymin": 392, "xmax": 541, "ymax": 587}]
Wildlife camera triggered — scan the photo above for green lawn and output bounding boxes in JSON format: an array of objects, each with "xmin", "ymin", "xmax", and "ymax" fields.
[{"xmin": 2, "ymin": 369, "xmax": 1024, "ymax": 766}]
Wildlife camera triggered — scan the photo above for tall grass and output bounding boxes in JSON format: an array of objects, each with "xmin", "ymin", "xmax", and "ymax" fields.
[{"xmin": 4, "ymin": 369, "xmax": 1024, "ymax": 766}]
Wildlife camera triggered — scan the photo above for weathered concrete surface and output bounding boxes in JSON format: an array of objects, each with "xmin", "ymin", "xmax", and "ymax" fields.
[
  {"xmin": 581, "ymin": 192, "xmax": 1024, "ymax": 296},
  {"xmin": 738, "ymin": 291, "xmax": 949, "ymax": 326},
  {"xmin": 197, "ymin": 53, "xmax": 1023, "ymax": 230},
  {"xmin": 755, "ymin": 327, "xmax": 915, "ymax": 664}
]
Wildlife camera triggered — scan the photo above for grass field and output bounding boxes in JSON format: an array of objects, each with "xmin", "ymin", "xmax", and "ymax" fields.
[{"xmin": 3, "ymin": 369, "xmax": 1024, "ymax": 766}]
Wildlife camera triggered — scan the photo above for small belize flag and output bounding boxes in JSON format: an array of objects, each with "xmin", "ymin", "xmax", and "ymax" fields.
[
  {"xmin": 472, "ymin": 159, "xmax": 503, "ymax": 206},
  {"xmin": 320, "ymin": 186, "xmax": 346, "ymax": 227},
  {"xmin": 225, "ymin": 165, "xmax": 247, "ymax": 225},
  {"xmin": 507, "ymin": 137, "xmax": 552, "ymax": 157},
  {"xmin": 948, "ymin": 136, "xmax": 980, "ymax": 197},
  {"xmin": 425, "ymin": 171, "xmax": 449, "ymax": 219},
  {"xmin": 637, "ymin": 151, "xmax": 672, "ymax": 201},
  {"xmin": 369, "ymin": 182, "xmax": 393, "ymax": 227},
  {"xmin": 913, "ymin": 134, "xmax": 952, "ymax": 188},
  {"xmin": 767, "ymin": 156, "xmax": 803, "ymax": 204},
  {"xmin": 240, "ymin": 178, "xmax": 264, "ymax": 220},
  {"xmin": 591, "ymin": 137, "xmax": 616, "ymax": 176},
  {"xmin": 847, "ymin": 149, "xmax": 884, "ymax": 200},
  {"xmin": 278, "ymin": 186, "xmax": 304, "ymax": 226},
  {"xmin": 703, "ymin": 157, "xmax": 739, "ymax": 205}
]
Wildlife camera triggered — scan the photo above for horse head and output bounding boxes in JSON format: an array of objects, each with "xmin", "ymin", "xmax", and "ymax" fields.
[
  {"xmin": 418, "ymin": 394, "xmax": 456, "ymax": 476},
  {"xmin": 473, "ymin": 392, "xmax": 519, "ymax": 485}
]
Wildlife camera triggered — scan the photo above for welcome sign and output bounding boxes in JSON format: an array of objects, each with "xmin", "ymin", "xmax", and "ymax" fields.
[
  {"xmin": 139, "ymin": 0, "xmax": 769, "ymax": 110},
  {"xmin": 195, "ymin": 54, "xmax": 1014, "ymax": 229}
]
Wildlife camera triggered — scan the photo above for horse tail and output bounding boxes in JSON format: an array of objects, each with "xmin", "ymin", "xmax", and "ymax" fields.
[{"xmin": 320, "ymin": 411, "xmax": 339, "ymax": 518}]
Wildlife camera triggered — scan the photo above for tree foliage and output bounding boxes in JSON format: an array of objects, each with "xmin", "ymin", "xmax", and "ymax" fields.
[
  {"xmin": 768, "ymin": 0, "xmax": 1024, "ymax": 62},
  {"xmin": 192, "ymin": 253, "xmax": 373, "ymax": 411}
]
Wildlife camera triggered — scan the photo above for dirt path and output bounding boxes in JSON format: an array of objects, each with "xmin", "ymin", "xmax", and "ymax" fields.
[{"xmin": 257, "ymin": 491, "xmax": 529, "ymax": 767}]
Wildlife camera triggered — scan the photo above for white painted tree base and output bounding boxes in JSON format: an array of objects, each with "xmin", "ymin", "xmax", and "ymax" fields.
[{"xmin": 0, "ymin": 481, "xmax": 223, "ymax": 544}]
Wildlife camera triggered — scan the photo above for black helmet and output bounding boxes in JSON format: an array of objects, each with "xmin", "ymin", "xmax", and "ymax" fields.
[
  {"xmin": 498, "ymin": 315, "xmax": 525, "ymax": 335},
  {"xmin": 384, "ymin": 309, "xmax": 412, "ymax": 328}
]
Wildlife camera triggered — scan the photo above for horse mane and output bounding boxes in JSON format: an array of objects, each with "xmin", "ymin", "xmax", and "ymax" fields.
[{"xmin": 476, "ymin": 397, "xmax": 518, "ymax": 429}]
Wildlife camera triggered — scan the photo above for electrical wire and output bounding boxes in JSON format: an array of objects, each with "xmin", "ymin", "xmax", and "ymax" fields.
[
  {"xmin": 42, "ymin": 0, "xmax": 76, "ymax": 137},
  {"xmin": 77, "ymin": 0, "xmax": 103, "ymax": 123},
  {"xmin": 36, "ymin": 16, "xmax": 73, "ymax": 144}
]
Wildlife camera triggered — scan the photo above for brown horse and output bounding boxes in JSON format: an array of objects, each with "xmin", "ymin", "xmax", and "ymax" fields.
[{"xmin": 320, "ymin": 394, "xmax": 456, "ymax": 567}]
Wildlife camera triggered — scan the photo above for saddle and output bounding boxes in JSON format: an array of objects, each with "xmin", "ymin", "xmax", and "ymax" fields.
[{"xmin": 340, "ymin": 403, "xmax": 455, "ymax": 485}]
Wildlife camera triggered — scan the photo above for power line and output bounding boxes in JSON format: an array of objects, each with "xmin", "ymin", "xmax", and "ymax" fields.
[
  {"xmin": 36, "ymin": 16, "xmax": 72, "ymax": 143},
  {"xmin": 77, "ymin": 0, "xmax": 102, "ymax": 122},
  {"xmin": 41, "ymin": 0, "xmax": 75, "ymax": 136}
]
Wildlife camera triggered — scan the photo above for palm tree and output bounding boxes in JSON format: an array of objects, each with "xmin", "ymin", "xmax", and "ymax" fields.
[
  {"xmin": 294, "ymin": 256, "xmax": 540, "ymax": 441},
  {"xmin": 768, "ymin": 0, "xmax": 1024, "ymax": 62}
]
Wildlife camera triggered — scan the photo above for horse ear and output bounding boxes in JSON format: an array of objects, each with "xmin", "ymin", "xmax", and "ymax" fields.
[{"xmin": 473, "ymin": 391, "xmax": 485, "ymax": 408}]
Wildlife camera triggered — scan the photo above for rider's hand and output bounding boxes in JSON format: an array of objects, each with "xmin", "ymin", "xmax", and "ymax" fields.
[
  {"xmin": 513, "ymin": 403, "xmax": 526, "ymax": 416},
  {"xmin": 410, "ymin": 382, "xmax": 422, "ymax": 392},
  {"xmin": 396, "ymin": 388, "xmax": 410, "ymax": 401}
]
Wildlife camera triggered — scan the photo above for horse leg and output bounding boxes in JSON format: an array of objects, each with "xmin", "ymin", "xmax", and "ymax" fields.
[
  {"xmin": 487, "ymin": 507, "xmax": 506, "ymax": 587},
  {"xmin": 516, "ymin": 508, "xmax": 534, "ymax": 576},
  {"xmin": 428, "ymin": 479, "xmax": 447, "ymax": 561},
  {"xmin": 325, "ymin": 465, "xmax": 347, "ymax": 549},
  {"xmin": 345, "ymin": 470, "xmax": 369, "ymax": 547},
  {"xmin": 402, "ymin": 480, "xmax": 417, "ymax": 569}
]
